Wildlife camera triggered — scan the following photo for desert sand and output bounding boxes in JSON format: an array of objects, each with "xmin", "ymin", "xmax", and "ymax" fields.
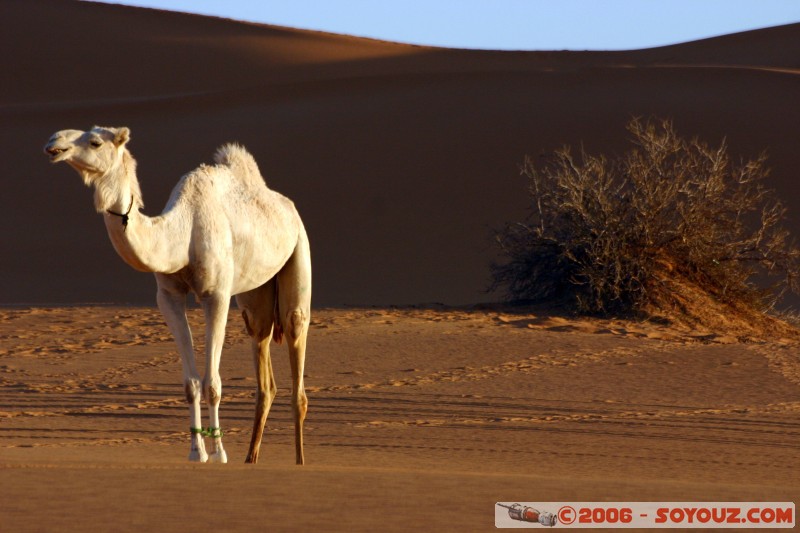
[
  {"xmin": 2, "ymin": 1, "xmax": 800, "ymax": 531},
  {"xmin": 2, "ymin": 0, "xmax": 799, "ymax": 307},
  {"xmin": 1, "ymin": 306, "xmax": 799, "ymax": 531}
]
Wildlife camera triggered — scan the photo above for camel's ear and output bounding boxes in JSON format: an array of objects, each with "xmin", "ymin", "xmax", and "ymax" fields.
[{"xmin": 114, "ymin": 127, "xmax": 131, "ymax": 147}]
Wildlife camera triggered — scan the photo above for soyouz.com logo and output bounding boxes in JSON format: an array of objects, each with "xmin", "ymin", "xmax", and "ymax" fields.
[{"xmin": 494, "ymin": 502, "xmax": 795, "ymax": 528}]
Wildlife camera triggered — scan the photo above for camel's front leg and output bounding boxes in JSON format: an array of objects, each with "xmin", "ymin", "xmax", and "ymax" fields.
[
  {"xmin": 201, "ymin": 291, "xmax": 231, "ymax": 464},
  {"xmin": 156, "ymin": 281, "xmax": 207, "ymax": 462}
]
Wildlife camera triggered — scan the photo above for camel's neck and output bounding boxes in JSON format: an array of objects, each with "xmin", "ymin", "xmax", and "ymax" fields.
[{"xmin": 97, "ymin": 151, "xmax": 190, "ymax": 274}]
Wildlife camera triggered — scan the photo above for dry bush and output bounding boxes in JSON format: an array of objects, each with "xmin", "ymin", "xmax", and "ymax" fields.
[{"xmin": 491, "ymin": 118, "xmax": 800, "ymax": 321}]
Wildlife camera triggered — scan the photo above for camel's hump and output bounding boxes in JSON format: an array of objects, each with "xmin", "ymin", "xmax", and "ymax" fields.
[{"xmin": 213, "ymin": 143, "xmax": 265, "ymax": 188}]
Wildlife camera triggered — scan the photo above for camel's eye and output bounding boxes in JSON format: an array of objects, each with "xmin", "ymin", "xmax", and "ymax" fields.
[{"xmin": 90, "ymin": 138, "xmax": 103, "ymax": 148}]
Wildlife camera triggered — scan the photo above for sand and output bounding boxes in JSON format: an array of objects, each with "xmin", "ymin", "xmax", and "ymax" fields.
[
  {"xmin": 1, "ymin": 0, "xmax": 799, "ymax": 307},
  {"xmin": 2, "ymin": 1, "xmax": 800, "ymax": 530},
  {"xmin": 1, "ymin": 306, "xmax": 799, "ymax": 531}
]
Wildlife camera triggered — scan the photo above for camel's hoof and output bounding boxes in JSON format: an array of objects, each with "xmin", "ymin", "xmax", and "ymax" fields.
[
  {"xmin": 189, "ymin": 449, "xmax": 208, "ymax": 463},
  {"xmin": 209, "ymin": 450, "xmax": 228, "ymax": 464},
  {"xmin": 245, "ymin": 455, "xmax": 258, "ymax": 464}
]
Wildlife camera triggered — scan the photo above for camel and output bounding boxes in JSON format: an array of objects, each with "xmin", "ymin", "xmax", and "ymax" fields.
[{"xmin": 44, "ymin": 126, "xmax": 311, "ymax": 465}]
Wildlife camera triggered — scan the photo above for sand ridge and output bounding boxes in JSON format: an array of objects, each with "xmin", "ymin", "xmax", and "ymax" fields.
[{"xmin": 2, "ymin": 1, "xmax": 800, "ymax": 306}]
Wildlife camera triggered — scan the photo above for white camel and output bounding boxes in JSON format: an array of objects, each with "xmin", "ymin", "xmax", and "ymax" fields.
[{"xmin": 44, "ymin": 126, "xmax": 311, "ymax": 465}]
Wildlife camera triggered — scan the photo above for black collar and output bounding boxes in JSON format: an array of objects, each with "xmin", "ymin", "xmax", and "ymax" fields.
[{"xmin": 107, "ymin": 200, "xmax": 133, "ymax": 231}]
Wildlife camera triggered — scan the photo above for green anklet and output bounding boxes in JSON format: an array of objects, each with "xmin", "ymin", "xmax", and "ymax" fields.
[{"xmin": 190, "ymin": 427, "xmax": 223, "ymax": 438}]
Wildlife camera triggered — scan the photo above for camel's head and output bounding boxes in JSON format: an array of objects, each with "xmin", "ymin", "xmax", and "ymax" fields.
[{"xmin": 44, "ymin": 126, "xmax": 131, "ymax": 184}]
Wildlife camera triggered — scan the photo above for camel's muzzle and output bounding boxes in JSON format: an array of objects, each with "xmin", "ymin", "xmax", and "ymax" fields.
[{"xmin": 44, "ymin": 143, "xmax": 70, "ymax": 162}]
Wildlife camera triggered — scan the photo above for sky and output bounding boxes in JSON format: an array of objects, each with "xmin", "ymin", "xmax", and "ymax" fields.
[{"xmin": 96, "ymin": 1, "xmax": 800, "ymax": 51}]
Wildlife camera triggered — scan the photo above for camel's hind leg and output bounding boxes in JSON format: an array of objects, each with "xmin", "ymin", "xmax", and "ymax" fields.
[
  {"xmin": 236, "ymin": 280, "xmax": 278, "ymax": 464},
  {"xmin": 278, "ymin": 231, "xmax": 312, "ymax": 465}
]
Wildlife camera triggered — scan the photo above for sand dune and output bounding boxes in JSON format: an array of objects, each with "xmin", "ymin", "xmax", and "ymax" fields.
[
  {"xmin": 2, "ymin": 2, "xmax": 800, "ymax": 530},
  {"xmin": 1, "ymin": 0, "xmax": 799, "ymax": 306}
]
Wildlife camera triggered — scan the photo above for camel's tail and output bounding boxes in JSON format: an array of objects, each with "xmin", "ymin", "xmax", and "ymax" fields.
[
  {"xmin": 272, "ymin": 278, "xmax": 284, "ymax": 345},
  {"xmin": 214, "ymin": 143, "xmax": 265, "ymax": 188}
]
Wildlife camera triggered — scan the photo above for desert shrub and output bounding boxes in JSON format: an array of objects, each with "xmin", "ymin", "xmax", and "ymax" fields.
[{"xmin": 491, "ymin": 118, "xmax": 800, "ymax": 316}]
